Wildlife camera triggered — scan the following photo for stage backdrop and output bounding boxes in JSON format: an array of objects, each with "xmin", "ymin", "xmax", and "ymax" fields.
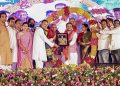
[{"xmin": 0, "ymin": 0, "xmax": 120, "ymax": 22}]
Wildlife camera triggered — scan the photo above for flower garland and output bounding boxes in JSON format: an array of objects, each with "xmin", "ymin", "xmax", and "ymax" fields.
[{"xmin": 0, "ymin": 65, "xmax": 120, "ymax": 85}]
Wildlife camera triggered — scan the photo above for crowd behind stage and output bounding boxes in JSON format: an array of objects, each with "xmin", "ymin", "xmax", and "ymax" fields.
[{"xmin": 0, "ymin": 11, "xmax": 120, "ymax": 71}]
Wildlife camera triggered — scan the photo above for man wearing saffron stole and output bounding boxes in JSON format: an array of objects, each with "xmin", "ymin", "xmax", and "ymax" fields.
[{"xmin": 0, "ymin": 11, "xmax": 12, "ymax": 70}]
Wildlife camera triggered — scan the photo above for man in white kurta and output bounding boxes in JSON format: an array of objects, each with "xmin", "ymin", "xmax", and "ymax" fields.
[
  {"xmin": 100, "ymin": 24, "xmax": 120, "ymax": 63},
  {"xmin": 32, "ymin": 20, "xmax": 57, "ymax": 68},
  {"xmin": 7, "ymin": 17, "xmax": 17, "ymax": 70},
  {"xmin": 97, "ymin": 19, "xmax": 110, "ymax": 63},
  {"xmin": 68, "ymin": 32, "xmax": 78, "ymax": 65}
]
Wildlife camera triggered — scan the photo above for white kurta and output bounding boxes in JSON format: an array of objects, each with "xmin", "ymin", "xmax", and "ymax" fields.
[
  {"xmin": 69, "ymin": 33, "xmax": 78, "ymax": 65},
  {"xmin": 63, "ymin": 33, "xmax": 78, "ymax": 65},
  {"xmin": 7, "ymin": 26, "xmax": 17, "ymax": 63},
  {"xmin": 97, "ymin": 27, "xmax": 110, "ymax": 50},
  {"xmin": 32, "ymin": 27, "xmax": 54, "ymax": 68},
  {"xmin": 100, "ymin": 26, "xmax": 120, "ymax": 50}
]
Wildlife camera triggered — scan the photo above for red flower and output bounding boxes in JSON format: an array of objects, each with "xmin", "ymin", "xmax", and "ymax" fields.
[
  {"xmin": 88, "ymin": 20, "xmax": 97, "ymax": 25},
  {"xmin": 85, "ymin": 56, "xmax": 95, "ymax": 64}
]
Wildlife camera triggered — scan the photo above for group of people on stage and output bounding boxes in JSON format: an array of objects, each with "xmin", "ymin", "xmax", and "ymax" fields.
[
  {"xmin": 97, "ymin": 18, "xmax": 120, "ymax": 64},
  {"xmin": 0, "ymin": 11, "xmax": 120, "ymax": 70}
]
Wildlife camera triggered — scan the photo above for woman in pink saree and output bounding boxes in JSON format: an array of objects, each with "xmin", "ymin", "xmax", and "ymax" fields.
[{"xmin": 17, "ymin": 22, "xmax": 33, "ymax": 69}]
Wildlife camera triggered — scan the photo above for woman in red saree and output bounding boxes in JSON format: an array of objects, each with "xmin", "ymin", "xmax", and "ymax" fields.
[{"xmin": 78, "ymin": 23, "xmax": 92, "ymax": 63}]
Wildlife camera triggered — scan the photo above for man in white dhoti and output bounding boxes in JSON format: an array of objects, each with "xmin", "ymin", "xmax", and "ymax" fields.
[
  {"xmin": 7, "ymin": 17, "xmax": 17, "ymax": 70},
  {"xmin": 32, "ymin": 20, "xmax": 58, "ymax": 68}
]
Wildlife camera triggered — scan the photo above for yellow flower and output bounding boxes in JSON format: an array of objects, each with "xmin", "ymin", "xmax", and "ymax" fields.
[
  {"xmin": 46, "ymin": 48, "xmax": 52, "ymax": 55},
  {"xmin": 69, "ymin": 64, "xmax": 76, "ymax": 68}
]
